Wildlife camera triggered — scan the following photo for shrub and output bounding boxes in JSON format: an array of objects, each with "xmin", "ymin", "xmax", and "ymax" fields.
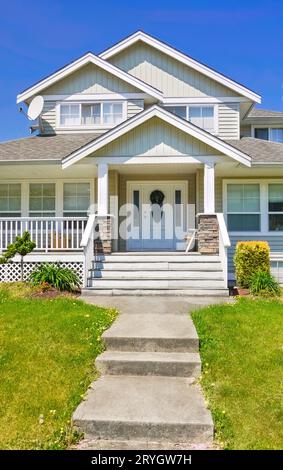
[
  {"xmin": 250, "ymin": 271, "xmax": 281, "ymax": 297},
  {"xmin": 0, "ymin": 231, "xmax": 36, "ymax": 281},
  {"xmin": 29, "ymin": 263, "xmax": 81, "ymax": 292},
  {"xmin": 234, "ymin": 241, "xmax": 270, "ymax": 288}
]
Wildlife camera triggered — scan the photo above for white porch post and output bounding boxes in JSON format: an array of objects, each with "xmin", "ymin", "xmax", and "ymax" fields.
[
  {"xmin": 97, "ymin": 163, "xmax": 109, "ymax": 215},
  {"xmin": 204, "ymin": 162, "xmax": 215, "ymax": 213}
]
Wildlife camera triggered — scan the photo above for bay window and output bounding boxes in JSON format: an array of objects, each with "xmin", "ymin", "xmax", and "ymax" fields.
[
  {"xmin": 226, "ymin": 183, "xmax": 260, "ymax": 231},
  {"xmin": 59, "ymin": 102, "xmax": 124, "ymax": 127},
  {"xmin": 0, "ymin": 184, "xmax": 21, "ymax": 217},
  {"xmin": 164, "ymin": 105, "xmax": 216, "ymax": 133},
  {"xmin": 63, "ymin": 183, "xmax": 90, "ymax": 217},
  {"xmin": 269, "ymin": 184, "xmax": 283, "ymax": 231},
  {"xmin": 29, "ymin": 183, "xmax": 56, "ymax": 217}
]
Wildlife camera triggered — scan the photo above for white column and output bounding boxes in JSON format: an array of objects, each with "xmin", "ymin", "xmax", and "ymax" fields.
[
  {"xmin": 97, "ymin": 163, "xmax": 109, "ymax": 215},
  {"xmin": 204, "ymin": 162, "xmax": 215, "ymax": 213}
]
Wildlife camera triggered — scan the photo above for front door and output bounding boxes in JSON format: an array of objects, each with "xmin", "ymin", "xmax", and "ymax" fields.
[{"xmin": 126, "ymin": 181, "xmax": 188, "ymax": 251}]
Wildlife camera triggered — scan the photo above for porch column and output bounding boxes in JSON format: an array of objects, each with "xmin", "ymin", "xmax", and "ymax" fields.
[
  {"xmin": 203, "ymin": 162, "xmax": 215, "ymax": 213},
  {"xmin": 96, "ymin": 163, "xmax": 112, "ymax": 254}
]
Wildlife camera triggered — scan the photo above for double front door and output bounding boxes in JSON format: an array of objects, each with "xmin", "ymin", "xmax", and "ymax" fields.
[{"xmin": 126, "ymin": 181, "xmax": 188, "ymax": 251}]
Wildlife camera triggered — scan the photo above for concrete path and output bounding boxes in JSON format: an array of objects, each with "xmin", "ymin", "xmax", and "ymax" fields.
[{"xmin": 73, "ymin": 296, "xmax": 225, "ymax": 449}]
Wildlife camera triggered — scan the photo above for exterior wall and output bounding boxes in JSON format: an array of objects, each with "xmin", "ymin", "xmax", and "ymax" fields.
[
  {"xmin": 97, "ymin": 117, "xmax": 221, "ymax": 157},
  {"xmin": 127, "ymin": 99, "xmax": 144, "ymax": 118},
  {"xmin": 110, "ymin": 43, "xmax": 241, "ymax": 98},
  {"xmin": 240, "ymin": 124, "xmax": 252, "ymax": 137},
  {"xmin": 218, "ymin": 103, "xmax": 240, "ymax": 140},
  {"xmin": 118, "ymin": 173, "xmax": 196, "ymax": 251}
]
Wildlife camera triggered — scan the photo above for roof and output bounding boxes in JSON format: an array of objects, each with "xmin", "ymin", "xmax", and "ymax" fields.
[
  {"xmin": 247, "ymin": 108, "xmax": 283, "ymax": 118},
  {"xmin": 62, "ymin": 105, "xmax": 252, "ymax": 169},
  {"xmin": 228, "ymin": 137, "xmax": 283, "ymax": 164},
  {"xmin": 100, "ymin": 31, "xmax": 261, "ymax": 104},
  {"xmin": 0, "ymin": 133, "xmax": 100, "ymax": 162},
  {"xmin": 16, "ymin": 52, "xmax": 164, "ymax": 104}
]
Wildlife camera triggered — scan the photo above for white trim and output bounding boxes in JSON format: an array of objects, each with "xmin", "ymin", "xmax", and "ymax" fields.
[
  {"xmin": 204, "ymin": 163, "xmax": 215, "ymax": 213},
  {"xmin": 100, "ymin": 31, "xmax": 261, "ymax": 104},
  {"xmin": 223, "ymin": 178, "xmax": 283, "ymax": 236},
  {"xmin": 16, "ymin": 52, "xmax": 163, "ymax": 104},
  {"xmin": 97, "ymin": 163, "xmax": 108, "ymax": 215},
  {"xmin": 43, "ymin": 93, "xmax": 148, "ymax": 101},
  {"xmin": 62, "ymin": 105, "xmax": 251, "ymax": 169},
  {"xmin": 251, "ymin": 124, "xmax": 283, "ymax": 142},
  {"xmin": 88, "ymin": 155, "xmax": 218, "ymax": 165},
  {"xmin": 163, "ymin": 97, "xmax": 249, "ymax": 104}
]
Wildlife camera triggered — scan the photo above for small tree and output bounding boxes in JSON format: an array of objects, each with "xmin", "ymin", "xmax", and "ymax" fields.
[{"xmin": 0, "ymin": 231, "xmax": 36, "ymax": 281}]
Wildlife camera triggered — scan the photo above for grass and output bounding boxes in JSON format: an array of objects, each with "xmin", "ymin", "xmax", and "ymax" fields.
[
  {"xmin": 192, "ymin": 297, "xmax": 283, "ymax": 450},
  {"xmin": 0, "ymin": 282, "xmax": 117, "ymax": 450}
]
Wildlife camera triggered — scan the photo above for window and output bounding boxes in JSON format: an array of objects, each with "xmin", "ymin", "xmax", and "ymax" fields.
[
  {"xmin": 59, "ymin": 102, "xmax": 124, "ymax": 127},
  {"xmin": 0, "ymin": 184, "xmax": 21, "ymax": 217},
  {"xmin": 60, "ymin": 104, "xmax": 80, "ymax": 126},
  {"xmin": 269, "ymin": 184, "xmax": 283, "ymax": 231},
  {"xmin": 63, "ymin": 183, "xmax": 90, "ymax": 217},
  {"xmin": 227, "ymin": 184, "xmax": 260, "ymax": 231},
  {"xmin": 254, "ymin": 127, "xmax": 283, "ymax": 143},
  {"xmin": 164, "ymin": 105, "xmax": 215, "ymax": 132},
  {"xmin": 29, "ymin": 183, "xmax": 55, "ymax": 217}
]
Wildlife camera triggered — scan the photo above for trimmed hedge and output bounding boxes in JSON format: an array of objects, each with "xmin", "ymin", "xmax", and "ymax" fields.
[{"xmin": 234, "ymin": 241, "xmax": 270, "ymax": 288}]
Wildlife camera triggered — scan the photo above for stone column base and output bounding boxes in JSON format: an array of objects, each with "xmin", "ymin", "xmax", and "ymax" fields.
[
  {"xmin": 94, "ymin": 216, "xmax": 112, "ymax": 255},
  {"xmin": 197, "ymin": 214, "xmax": 219, "ymax": 255}
]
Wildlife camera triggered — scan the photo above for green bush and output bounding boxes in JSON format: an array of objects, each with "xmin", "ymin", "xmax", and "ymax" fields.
[
  {"xmin": 234, "ymin": 241, "xmax": 270, "ymax": 288},
  {"xmin": 250, "ymin": 271, "xmax": 281, "ymax": 297},
  {"xmin": 29, "ymin": 263, "xmax": 81, "ymax": 292}
]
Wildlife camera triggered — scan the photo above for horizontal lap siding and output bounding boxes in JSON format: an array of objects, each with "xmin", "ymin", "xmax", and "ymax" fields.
[
  {"xmin": 127, "ymin": 99, "xmax": 144, "ymax": 118},
  {"xmin": 218, "ymin": 103, "xmax": 240, "ymax": 140},
  {"xmin": 240, "ymin": 124, "xmax": 252, "ymax": 138},
  {"xmin": 41, "ymin": 101, "xmax": 56, "ymax": 134}
]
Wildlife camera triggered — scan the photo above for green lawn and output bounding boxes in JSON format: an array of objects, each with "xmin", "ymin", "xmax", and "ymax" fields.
[
  {"xmin": 0, "ymin": 283, "xmax": 117, "ymax": 450},
  {"xmin": 192, "ymin": 298, "xmax": 283, "ymax": 450}
]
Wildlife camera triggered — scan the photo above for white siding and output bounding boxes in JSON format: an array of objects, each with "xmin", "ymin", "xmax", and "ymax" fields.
[
  {"xmin": 127, "ymin": 99, "xmax": 144, "ymax": 118},
  {"xmin": 110, "ymin": 42, "xmax": 241, "ymax": 98},
  {"xmin": 97, "ymin": 117, "xmax": 222, "ymax": 157},
  {"xmin": 218, "ymin": 103, "xmax": 240, "ymax": 139},
  {"xmin": 240, "ymin": 124, "xmax": 252, "ymax": 137},
  {"xmin": 41, "ymin": 101, "xmax": 56, "ymax": 134}
]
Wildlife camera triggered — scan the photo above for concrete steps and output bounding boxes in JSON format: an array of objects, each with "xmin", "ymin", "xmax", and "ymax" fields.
[{"xmin": 84, "ymin": 252, "xmax": 228, "ymax": 296}]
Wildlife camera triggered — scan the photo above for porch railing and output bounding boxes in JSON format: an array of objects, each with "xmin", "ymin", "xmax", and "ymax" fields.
[
  {"xmin": 216, "ymin": 213, "xmax": 231, "ymax": 287},
  {"xmin": 0, "ymin": 217, "xmax": 87, "ymax": 253}
]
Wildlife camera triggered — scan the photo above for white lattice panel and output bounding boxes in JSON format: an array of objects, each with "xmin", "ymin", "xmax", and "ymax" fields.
[{"xmin": 0, "ymin": 262, "xmax": 84, "ymax": 284}]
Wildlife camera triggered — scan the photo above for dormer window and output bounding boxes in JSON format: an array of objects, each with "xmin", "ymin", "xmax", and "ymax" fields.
[
  {"xmin": 254, "ymin": 127, "xmax": 283, "ymax": 143},
  {"xmin": 58, "ymin": 102, "xmax": 125, "ymax": 128},
  {"xmin": 164, "ymin": 105, "xmax": 216, "ymax": 133}
]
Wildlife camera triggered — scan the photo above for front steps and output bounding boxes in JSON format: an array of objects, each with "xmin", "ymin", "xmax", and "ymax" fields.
[
  {"xmin": 83, "ymin": 252, "xmax": 229, "ymax": 296},
  {"xmin": 73, "ymin": 307, "xmax": 214, "ymax": 448}
]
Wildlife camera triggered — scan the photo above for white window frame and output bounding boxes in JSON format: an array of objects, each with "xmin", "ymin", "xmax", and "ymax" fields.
[
  {"xmin": 252, "ymin": 125, "xmax": 283, "ymax": 142},
  {"xmin": 164, "ymin": 104, "xmax": 218, "ymax": 134},
  {"xmin": 223, "ymin": 179, "xmax": 283, "ymax": 236},
  {"xmin": 56, "ymin": 101, "xmax": 127, "ymax": 129},
  {"xmin": 63, "ymin": 182, "xmax": 92, "ymax": 217},
  {"xmin": 0, "ymin": 182, "xmax": 22, "ymax": 217},
  {"xmin": 29, "ymin": 182, "xmax": 56, "ymax": 217},
  {"xmin": 268, "ymin": 183, "xmax": 283, "ymax": 232}
]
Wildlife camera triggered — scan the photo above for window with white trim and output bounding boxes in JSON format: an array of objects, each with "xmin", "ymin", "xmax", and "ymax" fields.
[
  {"xmin": 59, "ymin": 102, "xmax": 124, "ymax": 127},
  {"xmin": 29, "ymin": 183, "xmax": 56, "ymax": 217},
  {"xmin": 269, "ymin": 184, "xmax": 283, "ymax": 231},
  {"xmin": 226, "ymin": 183, "xmax": 261, "ymax": 231},
  {"xmin": 254, "ymin": 127, "xmax": 283, "ymax": 143},
  {"xmin": 164, "ymin": 105, "xmax": 215, "ymax": 133},
  {"xmin": 0, "ymin": 184, "xmax": 21, "ymax": 217},
  {"xmin": 63, "ymin": 183, "xmax": 90, "ymax": 217}
]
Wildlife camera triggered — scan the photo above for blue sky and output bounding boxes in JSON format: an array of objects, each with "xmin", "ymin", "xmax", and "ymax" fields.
[{"xmin": 0, "ymin": 0, "xmax": 282, "ymax": 141}]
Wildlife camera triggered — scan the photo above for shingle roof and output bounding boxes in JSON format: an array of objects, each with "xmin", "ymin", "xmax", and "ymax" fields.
[
  {"xmin": 227, "ymin": 137, "xmax": 283, "ymax": 163},
  {"xmin": 246, "ymin": 108, "xmax": 283, "ymax": 118},
  {"xmin": 0, "ymin": 133, "xmax": 100, "ymax": 162}
]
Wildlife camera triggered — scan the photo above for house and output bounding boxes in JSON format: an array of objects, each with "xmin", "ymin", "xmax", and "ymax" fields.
[{"xmin": 1, "ymin": 31, "xmax": 283, "ymax": 293}]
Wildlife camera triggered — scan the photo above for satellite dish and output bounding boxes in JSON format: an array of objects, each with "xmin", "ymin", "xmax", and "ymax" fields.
[{"xmin": 27, "ymin": 96, "xmax": 44, "ymax": 120}]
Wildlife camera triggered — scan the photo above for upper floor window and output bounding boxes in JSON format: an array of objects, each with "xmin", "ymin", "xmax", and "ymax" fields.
[
  {"xmin": 164, "ymin": 105, "xmax": 216, "ymax": 133},
  {"xmin": 254, "ymin": 127, "xmax": 283, "ymax": 143},
  {"xmin": 59, "ymin": 102, "xmax": 124, "ymax": 127}
]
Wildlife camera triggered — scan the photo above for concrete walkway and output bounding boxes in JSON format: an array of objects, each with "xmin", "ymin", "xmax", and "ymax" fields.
[{"xmin": 73, "ymin": 296, "xmax": 226, "ymax": 449}]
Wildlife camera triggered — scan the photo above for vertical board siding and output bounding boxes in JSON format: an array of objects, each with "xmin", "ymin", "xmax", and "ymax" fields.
[
  {"xmin": 41, "ymin": 101, "xmax": 56, "ymax": 134},
  {"xmin": 218, "ymin": 103, "xmax": 240, "ymax": 140},
  {"xmin": 110, "ymin": 43, "xmax": 240, "ymax": 98},
  {"xmin": 127, "ymin": 99, "xmax": 144, "ymax": 118}
]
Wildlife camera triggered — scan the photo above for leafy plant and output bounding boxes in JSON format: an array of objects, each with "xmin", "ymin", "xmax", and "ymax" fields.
[
  {"xmin": 0, "ymin": 231, "xmax": 36, "ymax": 281},
  {"xmin": 250, "ymin": 271, "xmax": 281, "ymax": 297},
  {"xmin": 234, "ymin": 241, "xmax": 270, "ymax": 288},
  {"xmin": 29, "ymin": 263, "xmax": 81, "ymax": 292}
]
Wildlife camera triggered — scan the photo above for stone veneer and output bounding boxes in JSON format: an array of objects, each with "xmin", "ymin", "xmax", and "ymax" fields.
[
  {"xmin": 197, "ymin": 214, "xmax": 219, "ymax": 255},
  {"xmin": 94, "ymin": 216, "xmax": 112, "ymax": 255}
]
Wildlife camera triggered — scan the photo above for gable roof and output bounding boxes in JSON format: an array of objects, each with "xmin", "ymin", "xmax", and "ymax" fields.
[
  {"xmin": 16, "ymin": 52, "xmax": 164, "ymax": 104},
  {"xmin": 247, "ymin": 108, "xmax": 283, "ymax": 118},
  {"xmin": 62, "ymin": 105, "xmax": 252, "ymax": 169},
  {"xmin": 100, "ymin": 31, "xmax": 261, "ymax": 104}
]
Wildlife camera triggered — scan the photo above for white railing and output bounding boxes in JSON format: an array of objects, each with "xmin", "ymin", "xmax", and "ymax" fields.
[
  {"xmin": 216, "ymin": 213, "xmax": 231, "ymax": 287},
  {"xmin": 0, "ymin": 217, "xmax": 87, "ymax": 253},
  {"xmin": 80, "ymin": 214, "xmax": 97, "ymax": 288}
]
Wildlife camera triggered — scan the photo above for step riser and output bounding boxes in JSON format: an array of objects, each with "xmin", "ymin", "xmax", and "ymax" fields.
[
  {"xmin": 88, "ymin": 279, "xmax": 225, "ymax": 288},
  {"xmin": 73, "ymin": 419, "xmax": 213, "ymax": 443},
  {"xmin": 96, "ymin": 359, "xmax": 201, "ymax": 378},
  {"xmin": 82, "ymin": 288, "xmax": 229, "ymax": 296},
  {"xmin": 93, "ymin": 262, "xmax": 222, "ymax": 271},
  {"xmin": 103, "ymin": 337, "xmax": 199, "ymax": 353},
  {"xmin": 90, "ymin": 271, "xmax": 223, "ymax": 280},
  {"xmin": 97, "ymin": 255, "xmax": 219, "ymax": 263}
]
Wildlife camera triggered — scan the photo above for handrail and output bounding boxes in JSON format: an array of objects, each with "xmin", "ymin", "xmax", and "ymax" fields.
[
  {"xmin": 80, "ymin": 214, "xmax": 97, "ymax": 247},
  {"xmin": 216, "ymin": 213, "xmax": 231, "ymax": 287},
  {"xmin": 216, "ymin": 213, "xmax": 231, "ymax": 248}
]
